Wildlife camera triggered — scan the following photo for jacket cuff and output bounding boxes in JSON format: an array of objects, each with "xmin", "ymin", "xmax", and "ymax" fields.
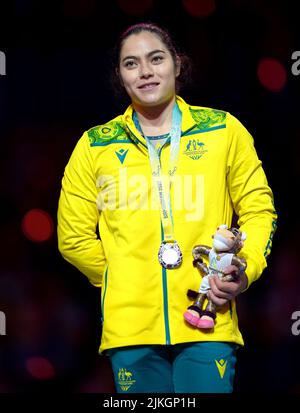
[{"xmin": 243, "ymin": 256, "xmax": 266, "ymax": 291}]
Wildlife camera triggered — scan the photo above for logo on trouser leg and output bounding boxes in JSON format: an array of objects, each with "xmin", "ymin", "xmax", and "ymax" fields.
[
  {"xmin": 215, "ymin": 359, "xmax": 227, "ymax": 378},
  {"xmin": 117, "ymin": 368, "xmax": 136, "ymax": 391}
]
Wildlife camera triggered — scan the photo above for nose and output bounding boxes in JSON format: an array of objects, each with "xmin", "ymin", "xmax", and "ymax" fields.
[
  {"xmin": 139, "ymin": 61, "xmax": 154, "ymax": 78},
  {"xmin": 218, "ymin": 229, "xmax": 228, "ymax": 237}
]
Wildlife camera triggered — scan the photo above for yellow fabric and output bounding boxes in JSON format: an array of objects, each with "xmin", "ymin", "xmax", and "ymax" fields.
[{"xmin": 57, "ymin": 96, "xmax": 277, "ymax": 352}]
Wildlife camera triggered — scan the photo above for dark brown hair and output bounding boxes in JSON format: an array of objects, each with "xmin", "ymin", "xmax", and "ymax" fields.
[{"xmin": 110, "ymin": 22, "xmax": 193, "ymax": 101}]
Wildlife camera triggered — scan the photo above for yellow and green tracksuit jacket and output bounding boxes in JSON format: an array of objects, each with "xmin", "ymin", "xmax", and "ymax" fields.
[{"xmin": 57, "ymin": 96, "xmax": 277, "ymax": 352}]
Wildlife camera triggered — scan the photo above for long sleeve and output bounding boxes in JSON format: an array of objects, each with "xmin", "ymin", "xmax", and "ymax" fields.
[
  {"xmin": 57, "ymin": 132, "xmax": 106, "ymax": 287},
  {"xmin": 226, "ymin": 113, "xmax": 277, "ymax": 288}
]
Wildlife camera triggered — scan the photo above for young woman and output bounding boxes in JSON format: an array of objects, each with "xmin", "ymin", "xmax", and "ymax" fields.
[{"xmin": 57, "ymin": 23, "xmax": 277, "ymax": 393}]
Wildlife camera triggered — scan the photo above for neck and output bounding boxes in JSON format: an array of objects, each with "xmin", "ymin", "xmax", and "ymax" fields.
[{"xmin": 133, "ymin": 97, "xmax": 176, "ymax": 136}]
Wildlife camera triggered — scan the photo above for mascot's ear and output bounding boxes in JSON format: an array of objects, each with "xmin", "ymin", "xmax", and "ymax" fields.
[
  {"xmin": 218, "ymin": 224, "xmax": 228, "ymax": 229},
  {"xmin": 241, "ymin": 232, "xmax": 247, "ymax": 241}
]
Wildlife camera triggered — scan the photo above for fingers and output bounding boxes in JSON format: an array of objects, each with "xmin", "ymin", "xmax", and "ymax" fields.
[
  {"xmin": 206, "ymin": 262, "xmax": 248, "ymax": 307},
  {"xmin": 207, "ymin": 289, "xmax": 228, "ymax": 307},
  {"xmin": 207, "ymin": 274, "xmax": 243, "ymax": 306},
  {"xmin": 209, "ymin": 275, "xmax": 237, "ymax": 297}
]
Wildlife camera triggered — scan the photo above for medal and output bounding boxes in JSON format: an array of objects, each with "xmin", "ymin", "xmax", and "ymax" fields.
[{"xmin": 158, "ymin": 241, "xmax": 182, "ymax": 269}]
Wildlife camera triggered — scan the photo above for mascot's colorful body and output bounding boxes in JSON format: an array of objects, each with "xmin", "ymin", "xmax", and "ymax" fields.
[{"xmin": 184, "ymin": 225, "xmax": 247, "ymax": 329}]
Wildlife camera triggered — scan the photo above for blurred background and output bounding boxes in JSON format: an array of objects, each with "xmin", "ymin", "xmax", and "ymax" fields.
[{"xmin": 0, "ymin": 0, "xmax": 300, "ymax": 394}]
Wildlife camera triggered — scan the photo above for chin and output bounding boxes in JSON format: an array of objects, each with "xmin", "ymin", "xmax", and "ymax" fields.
[
  {"xmin": 136, "ymin": 94, "xmax": 160, "ymax": 106},
  {"xmin": 135, "ymin": 94, "xmax": 173, "ymax": 108}
]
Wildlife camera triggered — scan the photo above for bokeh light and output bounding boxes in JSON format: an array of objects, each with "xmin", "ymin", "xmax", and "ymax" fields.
[
  {"xmin": 257, "ymin": 58, "xmax": 287, "ymax": 92},
  {"xmin": 117, "ymin": 0, "xmax": 153, "ymax": 16},
  {"xmin": 25, "ymin": 356, "xmax": 56, "ymax": 380},
  {"xmin": 182, "ymin": 0, "xmax": 216, "ymax": 18},
  {"xmin": 22, "ymin": 209, "xmax": 54, "ymax": 243}
]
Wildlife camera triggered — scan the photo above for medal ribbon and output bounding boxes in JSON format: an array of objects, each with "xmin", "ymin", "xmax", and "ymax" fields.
[{"xmin": 133, "ymin": 103, "xmax": 182, "ymax": 242}]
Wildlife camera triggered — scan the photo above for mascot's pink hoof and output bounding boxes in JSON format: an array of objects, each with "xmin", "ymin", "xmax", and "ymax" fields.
[
  {"xmin": 197, "ymin": 318, "xmax": 214, "ymax": 329},
  {"xmin": 183, "ymin": 311, "xmax": 200, "ymax": 326}
]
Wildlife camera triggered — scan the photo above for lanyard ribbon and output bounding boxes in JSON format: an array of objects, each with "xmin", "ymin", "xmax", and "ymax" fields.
[{"xmin": 133, "ymin": 103, "xmax": 182, "ymax": 242}]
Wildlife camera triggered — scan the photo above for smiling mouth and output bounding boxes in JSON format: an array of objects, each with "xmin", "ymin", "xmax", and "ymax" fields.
[{"xmin": 138, "ymin": 83, "xmax": 160, "ymax": 90}]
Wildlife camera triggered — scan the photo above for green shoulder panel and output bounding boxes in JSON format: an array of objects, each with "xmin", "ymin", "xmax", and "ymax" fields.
[
  {"xmin": 87, "ymin": 120, "xmax": 130, "ymax": 146},
  {"xmin": 189, "ymin": 107, "xmax": 227, "ymax": 131}
]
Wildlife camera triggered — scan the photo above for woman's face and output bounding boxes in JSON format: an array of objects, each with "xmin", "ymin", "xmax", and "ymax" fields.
[{"xmin": 118, "ymin": 31, "xmax": 180, "ymax": 108}]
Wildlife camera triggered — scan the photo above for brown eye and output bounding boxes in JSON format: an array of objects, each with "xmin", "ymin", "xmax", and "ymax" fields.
[
  {"xmin": 124, "ymin": 60, "xmax": 137, "ymax": 68},
  {"xmin": 152, "ymin": 55, "xmax": 163, "ymax": 63}
]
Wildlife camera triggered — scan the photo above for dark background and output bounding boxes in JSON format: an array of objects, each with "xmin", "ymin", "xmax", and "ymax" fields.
[{"xmin": 0, "ymin": 0, "xmax": 299, "ymax": 394}]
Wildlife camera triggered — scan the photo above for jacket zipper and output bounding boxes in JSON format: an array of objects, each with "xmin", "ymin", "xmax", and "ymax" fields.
[
  {"xmin": 128, "ymin": 126, "xmax": 172, "ymax": 345},
  {"xmin": 159, "ymin": 146, "xmax": 171, "ymax": 345},
  {"xmin": 128, "ymin": 125, "xmax": 190, "ymax": 345},
  {"xmin": 161, "ymin": 225, "xmax": 171, "ymax": 345}
]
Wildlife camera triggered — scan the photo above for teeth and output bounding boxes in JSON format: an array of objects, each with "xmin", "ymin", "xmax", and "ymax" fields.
[{"xmin": 140, "ymin": 83, "xmax": 157, "ymax": 88}]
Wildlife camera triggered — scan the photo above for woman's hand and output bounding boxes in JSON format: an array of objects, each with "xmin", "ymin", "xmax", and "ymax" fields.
[{"xmin": 206, "ymin": 265, "xmax": 248, "ymax": 307}]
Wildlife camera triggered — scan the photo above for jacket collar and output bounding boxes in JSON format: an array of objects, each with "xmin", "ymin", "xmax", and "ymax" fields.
[{"xmin": 121, "ymin": 96, "xmax": 197, "ymax": 153}]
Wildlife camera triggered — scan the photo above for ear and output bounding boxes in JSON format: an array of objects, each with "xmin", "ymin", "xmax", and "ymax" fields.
[
  {"xmin": 175, "ymin": 56, "xmax": 181, "ymax": 78},
  {"xmin": 241, "ymin": 232, "xmax": 247, "ymax": 241}
]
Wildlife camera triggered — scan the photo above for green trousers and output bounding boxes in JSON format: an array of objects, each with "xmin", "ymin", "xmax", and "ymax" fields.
[{"xmin": 108, "ymin": 342, "xmax": 238, "ymax": 393}]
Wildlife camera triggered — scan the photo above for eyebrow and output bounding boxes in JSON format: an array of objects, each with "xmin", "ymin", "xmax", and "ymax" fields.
[{"xmin": 122, "ymin": 49, "xmax": 166, "ymax": 63}]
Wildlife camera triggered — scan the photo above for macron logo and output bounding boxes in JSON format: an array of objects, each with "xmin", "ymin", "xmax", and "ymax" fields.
[
  {"xmin": 215, "ymin": 359, "xmax": 227, "ymax": 379},
  {"xmin": 115, "ymin": 149, "xmax": 129, "ymax": 164}
]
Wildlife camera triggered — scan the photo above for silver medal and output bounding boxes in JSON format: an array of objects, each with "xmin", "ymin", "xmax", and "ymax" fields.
[{"xmin": 158, "ymin": 241, "xmax": 182, "ymax": 269}]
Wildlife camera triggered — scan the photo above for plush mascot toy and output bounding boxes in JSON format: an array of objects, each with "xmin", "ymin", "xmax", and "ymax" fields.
[{"xmin": 184, "ymin": 225, "xmax": 247, "ymax": 329}]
